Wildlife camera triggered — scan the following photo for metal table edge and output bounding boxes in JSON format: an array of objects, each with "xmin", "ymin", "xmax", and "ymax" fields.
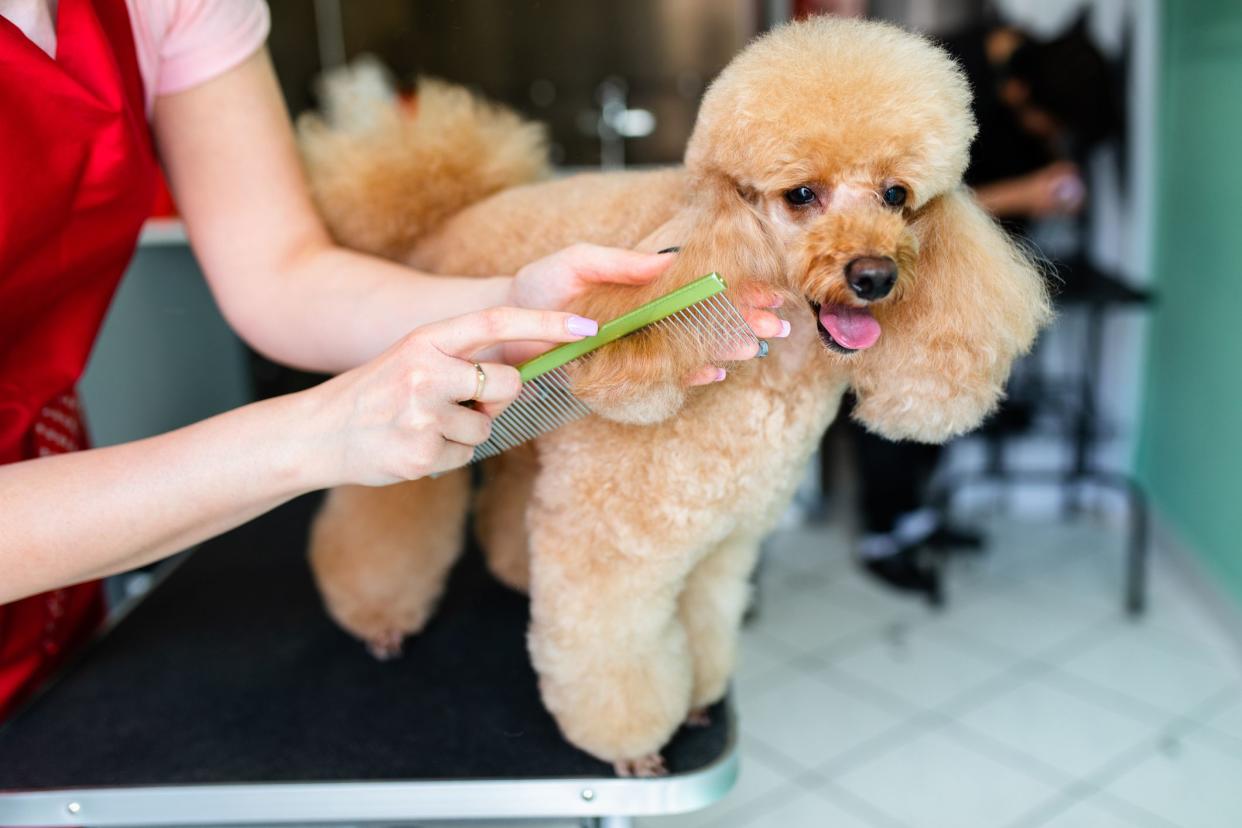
[{"xmin": 0, "ymin": 708, "xmax": 738, "ymax": 826}]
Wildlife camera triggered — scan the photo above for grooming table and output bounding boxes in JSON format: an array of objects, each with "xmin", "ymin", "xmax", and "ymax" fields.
[{"xmin": 0, "ymin": 495, "xmax": 736, "ymax": 827}]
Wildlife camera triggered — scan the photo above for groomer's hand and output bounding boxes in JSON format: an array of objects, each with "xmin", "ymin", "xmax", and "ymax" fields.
[
  {"xmin": 507, "ymin": 243, "xmax": 788, "ymax": 385},
  {"xmin": 308, "ymin": 307, "xmax": 599, "ymax": 486},
  {"xmin": 975, "ymin": 161, "xmax": 1085, "ymax": 219}
]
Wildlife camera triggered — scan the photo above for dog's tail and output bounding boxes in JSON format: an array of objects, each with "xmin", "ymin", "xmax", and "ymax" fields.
[{"xmin": 298, "ymin": 57, "xmax": 550, "ymax": 260}]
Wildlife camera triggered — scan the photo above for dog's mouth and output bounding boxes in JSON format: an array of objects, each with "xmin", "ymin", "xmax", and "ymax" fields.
[{"xmin": 808, "ymin": 301, "xmax": 882, "ymax": 353}]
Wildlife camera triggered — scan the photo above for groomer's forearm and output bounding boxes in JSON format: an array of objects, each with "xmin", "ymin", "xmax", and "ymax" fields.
[
  {"xmin": 973, "ymin": 180, "xmax": 1027, "ymax": 218},
  {"xmin": 154, "ymin": 49, "xmax": 514, "ymax": 375},
  {"xmin": 0, "ymin": 391, "xmax": 329, "ymax": 604},
  {"xmin": 222, "ymin": 240, "xmax": 511, "ymax": 374}
]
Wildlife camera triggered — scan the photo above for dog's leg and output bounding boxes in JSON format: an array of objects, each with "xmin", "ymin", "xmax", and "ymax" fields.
[
  {"xmin": 678, "ymin": 531, "xmax": 764, "ymax": 717},
  {"xmin": 527, "ymin": 542, "xmax": 695, "ymax": 775},
  {"xmin": 474, "ymin": 446, "xmax": 537, "ymax": 593},
  {"xmin": 309, "ymin": 471, "xmax": 469, "ymax": 659}
]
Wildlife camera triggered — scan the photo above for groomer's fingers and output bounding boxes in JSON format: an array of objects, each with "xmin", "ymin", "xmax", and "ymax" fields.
[
  {"xmin": 499, "ymin": 340, "xmax": 556, "ymax": 365},
  {"xmin": 432, "ymin": 439, "xmax": 476, "ymax": 473},
  {"xmin": 439, "ymin": 406, "xmax": 494, "ymax": 447},
  {"xmin": 740, "ymin": 285, "xmax": 784, "ymax": 310},
  {"xmin": 452, "ymin": 362, "xmax": 521, "ymax": 405},
  {"xmin": 686, "ymin": 366, "xmax": 727, "ymax": 387},
  {"xmin": 715, "ymin": 338, "xmax": 763, "ymax": 362},
  {"xmin": 733, "ymin": 285, "xmax": 788, "ymax": 342},
  {"xmin": 426, "ymin": 307, "xmax": 599, "ymax": 358},
  {"xmin": 743, "ymin": 309, "xmax": 790, "ymax": 340},
  {"xmin": 557, "ymin": 243, "xmax": 676, "ymax": 285}
]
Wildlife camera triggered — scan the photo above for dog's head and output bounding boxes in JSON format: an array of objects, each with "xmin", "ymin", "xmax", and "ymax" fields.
[{"xmin": 674, "ymin": 17, "xmax": 1050, "ymax": 442}]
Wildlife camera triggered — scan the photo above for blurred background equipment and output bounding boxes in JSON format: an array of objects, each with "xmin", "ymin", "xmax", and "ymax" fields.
[{"xmin": 270, "ymin": 0, "xmax": 757, "ymax": 167}]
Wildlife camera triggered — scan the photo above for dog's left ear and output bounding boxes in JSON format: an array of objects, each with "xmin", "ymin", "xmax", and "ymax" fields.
[
  {"xmin": 848, "ymin": 188, "xmax": 1052, "ymax": 442},
  {"xmin": 568, "ymin": 173, "xmax": 782, "ymax": 423}
]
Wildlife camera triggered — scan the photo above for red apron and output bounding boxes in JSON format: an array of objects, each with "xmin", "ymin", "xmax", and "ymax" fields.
[{"xmin": 0, "ymin": 0, "xmax": 158, "ymax": 721}]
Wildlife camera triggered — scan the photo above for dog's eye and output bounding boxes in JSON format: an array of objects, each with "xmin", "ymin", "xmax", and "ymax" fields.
[
  {"xmin": 882, "ymin": 185, "xmax": 908, "ymax": 207},
  {"xmin": 784, "ymin": 186, "xmax": 817, "ymax": 207}
]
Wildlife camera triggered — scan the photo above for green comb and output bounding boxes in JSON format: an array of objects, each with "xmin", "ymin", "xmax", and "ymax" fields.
[{"xmin": 471, "ymin": 273, "xmax": 758, "ymax": 462}]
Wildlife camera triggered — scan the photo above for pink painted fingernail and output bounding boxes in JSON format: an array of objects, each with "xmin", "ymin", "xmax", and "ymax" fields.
[
  {"xmin": 777, "ymin": 320, "xmax": 792, "ymax": 338},
  {"xmin": 715, "ymin": 367, "xmax": 727, "ymax": 382},
  {"xmin": 567, "ymin": 316, "xmax": 598, "ymax": 337}
]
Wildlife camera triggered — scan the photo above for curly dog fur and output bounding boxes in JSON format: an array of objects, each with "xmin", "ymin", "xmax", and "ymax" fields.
[{"xmin": 302, "ymin": 18, "xmax": 1051, "ymax": 775}]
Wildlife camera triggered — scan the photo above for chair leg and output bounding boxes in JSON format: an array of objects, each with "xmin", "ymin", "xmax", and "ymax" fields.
[{"xmin": 1125, "ymin": 478, "xmax": 1150, "ymax": 616}]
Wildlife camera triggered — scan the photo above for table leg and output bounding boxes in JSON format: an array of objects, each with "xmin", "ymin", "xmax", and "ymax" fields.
[{"xmin": 604, "ymin": 818, "xmax": 635, "ymax": 828}]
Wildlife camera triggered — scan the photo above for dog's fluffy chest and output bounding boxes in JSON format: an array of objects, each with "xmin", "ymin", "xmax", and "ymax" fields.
[{"xmin": 529, "ymin": 320, "xmax": 847, "ymax": 557}]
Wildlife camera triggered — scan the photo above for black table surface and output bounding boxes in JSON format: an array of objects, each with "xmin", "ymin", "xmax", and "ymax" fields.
[{"xmin": 0, "ymin": 494, "xmax": 728, "ymax": 790}]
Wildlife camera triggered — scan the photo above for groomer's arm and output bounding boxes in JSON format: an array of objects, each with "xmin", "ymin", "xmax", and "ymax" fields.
[
  {"xmin": 151, "ymin": 48, "xmax": 506, "ymax": 373},
  {"xmin": 0, "ymin": 308, "xmax": 594, "ymax": 605},
  {"xmin": 154, "ymin": 49, "xmax": 785, "ymax": 375},
  {"xmin": 155, "ymin": 50, "xmax": 787, "ymax": 375},
  {"xmin": 974, "ymin": 160, "xmax": 1085, "ymax": 218}
]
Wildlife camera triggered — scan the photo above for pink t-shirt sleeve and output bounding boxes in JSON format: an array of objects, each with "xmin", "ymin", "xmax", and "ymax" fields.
[
  {"xmin": 154, "ymin": 0, "xmax": 270, "ymax": 95},
  {"xmin": 126, "ymin": 0, "xmax": 270, "ymax": 113}
]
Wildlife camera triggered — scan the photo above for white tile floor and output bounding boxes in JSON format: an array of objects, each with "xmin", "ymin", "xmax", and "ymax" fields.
[{"xmin": 642, "ymin": 515, "xmax": 1242, "ymax": 828}]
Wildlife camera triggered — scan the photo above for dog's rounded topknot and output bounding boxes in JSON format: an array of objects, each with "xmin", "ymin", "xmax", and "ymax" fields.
[{"xmin": 686, "ymin": 17, "xmax": 976, "ymax": 208}]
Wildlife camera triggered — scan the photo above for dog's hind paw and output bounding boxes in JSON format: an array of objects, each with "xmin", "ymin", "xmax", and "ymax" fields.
[
  {"xmin": 685, "ymin": 707, "xmax": 712, "ymax": 728},
  {"xmin": 613, "ymin": 753, "xmax": 667, "ymax": 778},
  {"xmin": 365, "ymin": 629, "xmax": 405, "ymax": 661}
]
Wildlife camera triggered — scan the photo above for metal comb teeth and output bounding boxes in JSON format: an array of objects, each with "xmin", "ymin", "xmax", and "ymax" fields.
[
  {"xmin": 469, "ymin": 365, "xmax": 589, "ymax": 462},
  {"xmin": 469, "ymin": 289, "xmax": 758, "ymax": 463},
  {"xmin": 649, "ymin": 291, "xmax": 760, "ymax": 360}
]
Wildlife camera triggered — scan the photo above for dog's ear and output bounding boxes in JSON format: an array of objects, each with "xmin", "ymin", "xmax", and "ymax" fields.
[
  {"xmin": 674, "ymin": 174, "xmax": 785, "ymax": 302},
  {"xmin": 569, "ymin": 173, "xmax": 782, "ymax": 424},
  {"xmin": 848, "ymin": 188, "xmax": 1051, "ymax": 442}
]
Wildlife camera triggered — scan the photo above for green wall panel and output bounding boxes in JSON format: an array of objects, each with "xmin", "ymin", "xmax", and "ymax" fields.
[{"xmin": 1138, "ymin": 0, "xmax": 1242, "ymax": 599}]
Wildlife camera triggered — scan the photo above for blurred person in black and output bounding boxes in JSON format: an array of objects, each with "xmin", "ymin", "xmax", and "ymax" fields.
[{"xmin": 835, "ymin": 12, "xmax": 1122, "ymax": 599}]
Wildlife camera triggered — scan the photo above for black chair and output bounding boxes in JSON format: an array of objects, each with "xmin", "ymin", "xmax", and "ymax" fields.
[{"xmin": 931, "ymin": 256, "xmax": 1154, "ymax": 614}]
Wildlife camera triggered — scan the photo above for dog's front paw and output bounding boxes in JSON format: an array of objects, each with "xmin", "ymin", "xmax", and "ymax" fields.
[
  {"xmin": 613, "ymin": 753, "xmax": 668, "ymax": 778},
  {"xmin": 684, "ymin": 707, "xmax": 712, "ymax": 728},
  {"xmin": 365, "ymin": 629, "xmax": 405, "ymax": 661}
]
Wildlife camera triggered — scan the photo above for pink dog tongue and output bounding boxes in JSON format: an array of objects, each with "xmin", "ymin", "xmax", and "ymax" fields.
[{"xmin": 819, "ymin": 304, "xmax": 882, "ymax": 350}]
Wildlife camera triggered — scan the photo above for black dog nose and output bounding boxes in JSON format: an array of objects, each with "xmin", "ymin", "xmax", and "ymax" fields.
[{"xmin": 845, "ymin": 257, "xmax": 898, "ymax": 301}]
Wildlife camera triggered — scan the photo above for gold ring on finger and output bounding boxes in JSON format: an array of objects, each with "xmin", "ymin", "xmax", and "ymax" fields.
[{"xmin": 471, "ymin": 362, "xmax": 487, "ymax": 402}]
